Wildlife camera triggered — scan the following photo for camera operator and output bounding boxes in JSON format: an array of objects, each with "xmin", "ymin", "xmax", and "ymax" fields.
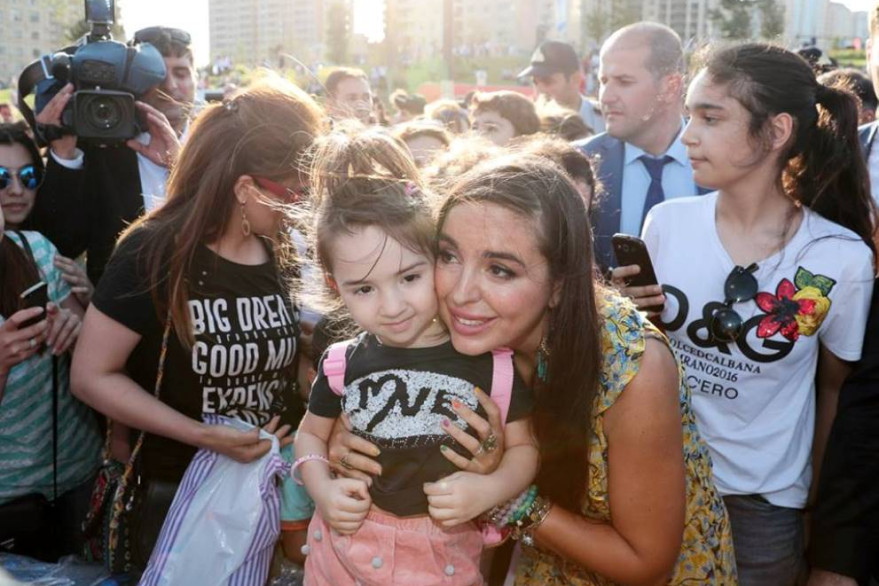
[{"xmin": 27, "ymin": 27, "xmax": 196, "ymax": 285}]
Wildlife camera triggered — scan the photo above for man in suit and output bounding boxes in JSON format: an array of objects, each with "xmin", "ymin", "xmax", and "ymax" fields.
[
  {"xmin": 808, "ymin": 5, "xmax": 879, "ymax": 586},
  {"xmin": 579, "ymin": 22, "xmax": 706, "ymax": 271},
  {"xmin": 29, "ymin": 27, "xmax": 196, "ymax": 285}
]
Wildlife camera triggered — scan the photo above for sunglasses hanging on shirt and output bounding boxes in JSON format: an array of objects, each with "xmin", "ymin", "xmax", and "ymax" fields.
[
  {"xmin": 0, "ymin": 164, "xmax": 42, "ymax": 190},
  {"xmin": 709, "ymin": 262, "xmax": 759, "ymax": 343}
]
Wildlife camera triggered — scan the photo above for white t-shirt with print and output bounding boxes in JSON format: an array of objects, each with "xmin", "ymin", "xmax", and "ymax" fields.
[{"xmin": 643, "ymin": 192, "xmax": 874, "ymax": 508}]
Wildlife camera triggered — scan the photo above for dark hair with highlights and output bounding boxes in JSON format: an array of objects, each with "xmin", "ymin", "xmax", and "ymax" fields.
[
  {"xmin": 119, "ymin": 75, "xmax": 325, "ymax": 346},
  {"xmin": 703, "ymin": 43, "xmax": 876, "ymax": 253},
  {"xmin": 436, "ymin": 154, "xmax": 603, "ymax": 509},
  {"xmin": 307, "ymin": 122, "xmax": 435, "ymax": 313}
]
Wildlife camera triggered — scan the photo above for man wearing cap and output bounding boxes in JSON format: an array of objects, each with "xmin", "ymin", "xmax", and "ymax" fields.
[
  {"xmin": 579, "ymin": 22, "xmax": 707, "ymax": 271},
  {"xmin": 520, "ymin": 40, "xmax": 605, "ymax": 134},
  {"xmin": 28, "ymin": 26, "xmax": 196, "ymax": 284}
]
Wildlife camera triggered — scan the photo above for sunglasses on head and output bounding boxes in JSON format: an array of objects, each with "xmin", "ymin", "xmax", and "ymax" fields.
[
  {"xmin": 254, "ymin": 177, "xmax": 309, "ymax": 204},
  {"xmin": 709, "ymin": 263, "xmax": 759, "ymax": 343},
  {"xmin": 0, "ymin": 165, "xmax": 42, "ymax": 191},
  {"xmin": 133, "ymin": 26, "xmax": 192, "ymax": 47}
]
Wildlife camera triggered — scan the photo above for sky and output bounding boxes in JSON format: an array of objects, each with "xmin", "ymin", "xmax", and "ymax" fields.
[
  {"xmin": 122, "ymin": 0, "xmax": 869, "ymax": 68},
  {"xmin": 122, "ymin": 0, "xmax": 385, "ymax": 67}
]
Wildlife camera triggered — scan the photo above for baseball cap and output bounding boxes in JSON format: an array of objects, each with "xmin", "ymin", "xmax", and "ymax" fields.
[{"xmin": 518, "ymin": 41, "xmax": 581, "ymax": 78}]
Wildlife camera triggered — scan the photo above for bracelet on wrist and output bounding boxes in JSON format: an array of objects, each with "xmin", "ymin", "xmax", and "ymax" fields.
[{"xmin": 290, "ymin": 454, "xmax": 330, "ymax": 485}]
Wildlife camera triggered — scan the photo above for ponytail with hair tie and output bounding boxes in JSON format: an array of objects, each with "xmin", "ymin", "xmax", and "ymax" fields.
[{"xmin": 814, "ymin": 83, "xmax": 835, "ymax": 106}]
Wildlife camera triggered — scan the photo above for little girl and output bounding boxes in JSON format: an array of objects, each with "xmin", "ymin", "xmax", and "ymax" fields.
[{"xmin": 294, "ymin": 125, "xmax": 539, "ymax": 585}]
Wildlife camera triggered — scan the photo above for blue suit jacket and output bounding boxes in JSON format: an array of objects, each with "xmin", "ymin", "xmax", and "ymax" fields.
[{"xmin": 577, "ymin": 132, "xmax": 709, "ymax": 271}]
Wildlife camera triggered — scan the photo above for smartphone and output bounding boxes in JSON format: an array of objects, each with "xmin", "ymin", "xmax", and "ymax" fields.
[
  {"xmin": 19, "ymin": 281, "xmax": 49, "ymax": 329},
  {"xmin": 611, "ymin": 234, "xmax": 663, "ymax": 313}
]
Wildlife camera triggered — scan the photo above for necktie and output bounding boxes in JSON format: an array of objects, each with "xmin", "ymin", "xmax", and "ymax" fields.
[{"xmin": 639, "ymin": 154, "xmax": 674, "ymax": 226}]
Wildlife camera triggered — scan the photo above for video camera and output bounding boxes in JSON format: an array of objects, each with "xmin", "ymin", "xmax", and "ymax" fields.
[{"xmin": 18, "ymin": 0, "xmax": 167, "ymax": 146}]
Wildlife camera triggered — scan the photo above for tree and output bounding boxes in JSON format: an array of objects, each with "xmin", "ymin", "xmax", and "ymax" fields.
[
  {"xmin": 609, "ymin": 0, "xmax": 639, "ymax": 32},
  {"xmin": 758, "ymin": 0, "xmax": 785, "ymax": 39},
  {"xmin": 710, "ymin": 0, "xmax": 755, "ymax": 40},
  {"xmin": 326, "ymin": 0, "xmax": 350, "ymax": 65},
  {"xmin": 584, "ymin": 2, "xmax": 610, "ymax": 45}
]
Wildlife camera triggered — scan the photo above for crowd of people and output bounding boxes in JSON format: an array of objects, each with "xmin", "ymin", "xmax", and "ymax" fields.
[{"xmin": 1, "ymin": 8, "xmax": 879, "ymax": 586}]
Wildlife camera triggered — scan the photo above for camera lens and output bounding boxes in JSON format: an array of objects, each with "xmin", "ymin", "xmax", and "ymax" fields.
[{"xmin": 88, "ymin": 96, "xmax": 121, "ymax": 130}]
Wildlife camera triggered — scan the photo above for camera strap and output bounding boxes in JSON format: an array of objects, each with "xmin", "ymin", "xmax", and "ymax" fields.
[{"xmin": 13, "ymin": 231, "xmax": 58, "ymax": 503}]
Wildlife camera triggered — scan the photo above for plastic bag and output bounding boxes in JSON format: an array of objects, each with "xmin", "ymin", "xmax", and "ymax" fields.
[
  {"xmin": 139, "ymin": 416, "xmax": 289, "ymax": 586},
  {"xmin": 0, "ymin": 554, "xmax": 113, "ymax": 586}
]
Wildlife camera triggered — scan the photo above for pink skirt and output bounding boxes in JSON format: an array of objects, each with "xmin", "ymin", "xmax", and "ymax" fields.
[{"xmin": 303, "ymin": 508, "xmax": 484, "ymax": 586}]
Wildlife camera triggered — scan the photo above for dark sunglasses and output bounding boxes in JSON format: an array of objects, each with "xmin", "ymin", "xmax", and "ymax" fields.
[
  {"xmin": 134, "ymin": 26, "xmax": 192, "ymax": 47},
  {"xmin": 0, "ymin": 164, "xmax": 42, "ymax": 190},
  {"xmin": 709, "ymin": 263, "xmax": 759, "ymax": 343},
  {"xmin": 254, "ymin": 177, "xmax": 309, "ymax": 204}
]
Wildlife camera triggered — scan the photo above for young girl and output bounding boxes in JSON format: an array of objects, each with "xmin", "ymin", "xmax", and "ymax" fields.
[
  {"xmin": 615, "ymin": 43, "xmax": 876, "ymax": 584},
  {"xmin": 294, "ymin": 125, "xmax": 539, "ymax": 585}
]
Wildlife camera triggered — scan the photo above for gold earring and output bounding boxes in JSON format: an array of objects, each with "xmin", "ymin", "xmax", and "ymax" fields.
[{"xmin": 240, "ymin": 200, "xmax": 251, "ymax": 237}]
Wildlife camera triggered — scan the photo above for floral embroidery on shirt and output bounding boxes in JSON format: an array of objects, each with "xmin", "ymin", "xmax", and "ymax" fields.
[{"xmin": 755, "ymin": 267, "xmax": 835, "ymax": 341}]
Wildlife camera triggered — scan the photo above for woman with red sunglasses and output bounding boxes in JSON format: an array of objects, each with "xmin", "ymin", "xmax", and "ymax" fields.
[{"xmin": 71, "ymin": 76, "xmax": 325, "ymax": 572}]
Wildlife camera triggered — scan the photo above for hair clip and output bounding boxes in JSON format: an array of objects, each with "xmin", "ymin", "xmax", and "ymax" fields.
[
  {"xmin": 404, "ymin": 181, "xmax": 419, "ymax": 197},
  {"xmin": 223, "ymin": 99, "xmax": 239, "ymax": 112}
]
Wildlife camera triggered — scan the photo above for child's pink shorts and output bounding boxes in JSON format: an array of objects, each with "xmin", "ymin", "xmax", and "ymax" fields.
[{"xmin": 303, "ymin": 508, "xmax": 483, "ymax": 586}]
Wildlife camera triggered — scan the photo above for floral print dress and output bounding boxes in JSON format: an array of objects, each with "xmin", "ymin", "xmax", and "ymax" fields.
[{"xmin": 514, "ymin": 292, "xmax": 737, "ymax": 585}]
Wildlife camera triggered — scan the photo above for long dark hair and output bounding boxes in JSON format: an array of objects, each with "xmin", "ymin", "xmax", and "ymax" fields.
[
  {"xmin": 0, "ymin": 122, "xmax": 42, "ymax": 318},
  {"xmin": 120, "ymin": 75, "xmax": 325, "ymax": 346},
  {"xmin": 436, "ymin": 154, "xmax": 603, "ymax": 510},
  {"xmin": 704, "ymin": 43, "xmax": 876, "ymax": 253}
]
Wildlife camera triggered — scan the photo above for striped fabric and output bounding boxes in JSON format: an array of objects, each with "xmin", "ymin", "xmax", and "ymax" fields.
[
  {"xmin": 0, "ymin": 231, "xmax": 101, "ymax": 504},
  {"xmin": 139, "ymin": 415, "xmax": 288, "ymax": 586}
]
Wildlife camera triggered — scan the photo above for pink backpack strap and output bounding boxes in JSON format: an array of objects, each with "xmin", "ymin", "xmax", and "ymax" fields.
[
  {"xmin": 323, "ymin": 341, "xmax": 351, "ymax": 396},
  {"xmin": 490, "ymin": 348, "xmax": 515, "ymax": 427}
]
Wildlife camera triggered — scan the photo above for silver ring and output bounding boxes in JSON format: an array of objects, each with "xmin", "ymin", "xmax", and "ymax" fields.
[{"xmin": 28, "ymin": 338, "xmax": 36, "ymax": 350}]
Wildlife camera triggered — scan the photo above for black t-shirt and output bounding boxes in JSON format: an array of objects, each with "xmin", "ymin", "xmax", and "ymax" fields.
[
  {"xmin": 93, "ymin": 229, "xmax": 303, "ymax": 482},
  {"xmin": 309, "ymin": 333, "xmax": 533, "ymax": 517}
]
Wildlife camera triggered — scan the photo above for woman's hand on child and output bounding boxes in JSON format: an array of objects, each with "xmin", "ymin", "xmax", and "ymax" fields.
[
  {"xmin": 424, "ymin": 471, "xmax": 493, "ymax": 527},
  {"xmin": 610, "ymin": 264, "xmax": 666, "ymax": 317},
  {"xmin": 318, "ymin": 478, "xmax": 371, "ymax": 535},
  {"xmin": 45, "ymin": 303, "xmax": 81, "ymax": 355},
  {"xmin": 328, "ymin": 414, "xmax": 382, "ymax": 485},
  {"xmin": 440, "ymin": 388, "xmax": 504, "ymax": 475}
]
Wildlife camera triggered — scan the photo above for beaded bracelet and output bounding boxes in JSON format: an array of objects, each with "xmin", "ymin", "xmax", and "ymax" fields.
[
  {"xmin": 508, "ymin": 486, "xmax": 538, "ymax": 525},
  {"xmin": 489, "ymin": 484, "xmax": 539, "ymax": 528},
  {"xmin": 511, "ymin": 495, "xmax": 553, "ymax": 546},
  {"xmin": 291, "ymin": 454, "xmax": 330, "ymax": 485}
]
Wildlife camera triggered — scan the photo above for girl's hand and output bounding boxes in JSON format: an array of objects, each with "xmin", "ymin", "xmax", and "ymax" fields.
[
  {"xmin": 424, "ymin": 471, "xmax": 493, "ymax": 527},
  {"xmin": 610, "ymin": 264, "xmax": 666, "ymax": 317},
  {"xmin": 327, "ymin": 414, "xmax": 382, "ymax": 485},
  {"xmin": 54, "ymin": 255, "xmax": 94, "ymax": 307},
  {"xmin": 201, "ymin": 415, "xmax": 292, "ymax": 462},
  {"xmin": 439, "ymin": 387, "xmax": 504, "ymax": 474},
  {"xmin": 45, "ymin": 302, "xmax": 81, "ymax": 355},
  {"xmin": 0, "ymin": 307, "xmax": 49, "ymax": 375},
  {"xmin": 316, "ymin": 478, "xmax": 371, "ymax": 535}
]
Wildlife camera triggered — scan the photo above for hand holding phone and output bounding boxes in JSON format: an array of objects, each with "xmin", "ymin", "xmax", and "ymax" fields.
[
  {"xmin": 19, "ymin": 281, "xmax": 49, "ymax": 329},
  {"xmin": 611, "ymin": 234, "xmax": 664, "ymax": 314}
]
